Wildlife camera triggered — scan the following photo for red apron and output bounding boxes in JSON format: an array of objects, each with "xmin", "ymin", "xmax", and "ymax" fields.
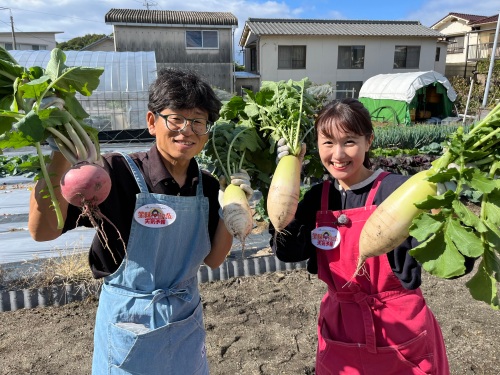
[{"xmin": 314, "ymin": 173, "xmax": 449, "ymax": 375}]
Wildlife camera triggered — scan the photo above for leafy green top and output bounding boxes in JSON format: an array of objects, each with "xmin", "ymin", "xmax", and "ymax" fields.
[
  {"xmin": 0, "ymin": 46, "xmax": 104, "ymax": 229},
  {"xmin": 407, "ymin": 103, "xmax": 500, "ymax": 309},
  {"xmin": 218, "ymin": 78, "xmax": 324, "ymax": 199}
]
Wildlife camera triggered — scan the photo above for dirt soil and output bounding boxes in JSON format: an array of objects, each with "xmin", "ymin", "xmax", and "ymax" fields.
[{"xmin": 0, "ymin": 265, "xmax": 499, "ymax": 375}]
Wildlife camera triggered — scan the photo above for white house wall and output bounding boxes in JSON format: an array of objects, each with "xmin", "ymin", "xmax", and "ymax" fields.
[
  {"xmin": 257, "ymin": 35, "xmax": 444, "ymax": 86},
  {"xmin": 434, "ymin": 41, "xmax": 447, "ymax": 72},
  {"xmin": 0, "ymin": 32, "xmax": 58, "ymax": 51},
  {"xmin": 438, "ymin": 19, "xmax": 470, "ymax": 36}
]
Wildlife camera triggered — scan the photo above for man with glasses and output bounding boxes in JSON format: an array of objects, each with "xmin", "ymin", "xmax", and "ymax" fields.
[{"xmin": 28, "ymin": 68, "xmax": 250, "ymax": 374}]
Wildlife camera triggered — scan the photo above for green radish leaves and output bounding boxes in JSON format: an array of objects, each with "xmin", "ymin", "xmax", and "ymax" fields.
[
  {"xmin": 45, "ymin": 49, "xmax": 103, "ymax": 97},
  {"xmin": 466, "ymin": 260, "xmax": 499, "ymax": 307},
  {"xmin": 408, "ymin": 102, "xmax": 500, "ymax": 309},
  {"xmin": 217, "ymin": 78, "xmax": 323, "ymax": 202},
  {"xmin": 206, "ymin": 121, "xmax": 265, "ymax": 186},
  {"xmin": 0, "ymin": 46, "xmax": 104, "ymax": 150},
  {"xmin": 0, "ymin": 46, "xmax": 104, "ymax": 229}
]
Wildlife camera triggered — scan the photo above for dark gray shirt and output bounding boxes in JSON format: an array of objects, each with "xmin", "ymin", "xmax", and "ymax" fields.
[{"xmin": 63, "ymin": 145, "xmax": 220, "ymax": 279}]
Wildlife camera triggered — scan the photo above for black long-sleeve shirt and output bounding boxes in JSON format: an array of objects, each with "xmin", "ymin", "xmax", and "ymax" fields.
[
  {"xmin": 272, "ymin": 170, "xmax": 476, "ymax": 290},
  {"xmin": 272, "ymin": 171, "xmax": 423, "ymax": 290}
]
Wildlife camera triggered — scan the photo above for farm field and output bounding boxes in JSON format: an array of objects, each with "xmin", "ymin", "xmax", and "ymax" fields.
[{"xmin": 1, "ymin": 267, "xmax": 499, "ymax": 374}]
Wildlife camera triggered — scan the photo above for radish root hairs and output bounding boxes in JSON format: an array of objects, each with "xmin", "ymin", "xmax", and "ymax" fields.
[
  {"xmin": 76, "ymin": 205, "xmax": 126, "ymax": 266},
  {"xmin": 271, "ymin": 227, "xmax": 292, "ymax": 255}
]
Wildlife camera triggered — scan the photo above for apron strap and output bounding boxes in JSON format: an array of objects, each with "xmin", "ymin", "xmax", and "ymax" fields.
[
  {"xmin": 144, "ymin": 286, "xmax": 193, "ymax": 310},
  {"xmin": 195, "ymin": 165, "xmax": 204, "ymax": 197},
  {"xmin": 365, "ymin": 171, "xmax": 390, "ymax": 206},
  {"xmin": 119, "ymin": 152, "xmax": 149, "ymax": 193},
  {"xmin": 320, "ymin": 180, "xmax": 331, "ymax": 211},
  {"xmin": 119, "ymin": 152, "xmax": 205, "ymax": 196}
]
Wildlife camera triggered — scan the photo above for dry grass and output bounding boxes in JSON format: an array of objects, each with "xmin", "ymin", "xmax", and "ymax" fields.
[
  {"xmin": 0, "ymin": 266, "xmax": 7, "ymax": 288},
  {"xmin": 1, "ymin": 222, "xmax": 271, "ymax": 293},
  {"xmin": 1, "ymin": 241, "xmax": 101, "ymax": 294}
]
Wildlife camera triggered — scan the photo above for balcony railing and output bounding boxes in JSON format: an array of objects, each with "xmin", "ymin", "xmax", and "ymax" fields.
[
  {"xmin": 467, "ymin": 42, "xmax": 500, "ymax": 60},
  {"xmin": 447, "ymin": 45, "xmax": 464, "ymax": 54}
]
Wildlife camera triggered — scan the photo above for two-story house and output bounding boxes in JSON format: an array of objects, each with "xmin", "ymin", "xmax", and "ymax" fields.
[
  {"xmin": 0, "ymin": 31, "xmax": 61, "ymax": 51},
  {"xmin": 238, "ymin": 18, "xmax": 446, "ymax": 97},
  {"xmin": 431, "ymin": 12, "xmax": 500, "ymax": 78},
  {"xmin": 104, "ymin": 9, "xmax": 238, "ymax": 92}
]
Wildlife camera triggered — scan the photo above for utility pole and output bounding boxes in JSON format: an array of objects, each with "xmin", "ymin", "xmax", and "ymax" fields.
[
  {"xmin": 481, "ymin": 11, "xmax": 500, "ymax": 110},
  {"xmin": 139, "ymin": 1, "xmax": 157, "ymax": 10},
  {"xmin": 0, "ymin": 7, "xmax": 16, "ymax": 49},
  {"xmin": 9, "ymin": 10, "xmax": 17, "ymax": 49}
]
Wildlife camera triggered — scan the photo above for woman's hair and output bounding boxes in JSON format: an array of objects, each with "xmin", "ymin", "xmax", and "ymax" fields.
[
  {"xmin": 315, "ymin": 98, "xmax": 374, "ymax": 168},
  {"xmin": 147, "ymin": 68, "xmax": 222, "ymax": 123}
]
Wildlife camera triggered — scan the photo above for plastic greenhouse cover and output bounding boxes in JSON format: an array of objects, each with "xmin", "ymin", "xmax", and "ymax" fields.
[
  {"xmin": 8, "ymin": 50, "xmax": 157, "ymax": 93},
  {"xmin": 358, "ymin": 70, "xmax": 457, "ymax": 104}
]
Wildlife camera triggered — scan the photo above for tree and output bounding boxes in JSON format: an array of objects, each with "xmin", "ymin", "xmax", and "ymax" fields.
[
  {"xmin": 450, "ymin": 60, "xmax": 500, "ymax": 115},
  {"xmin": 56, "ymin": 34, "xmax": 109, "ymax": 51}
]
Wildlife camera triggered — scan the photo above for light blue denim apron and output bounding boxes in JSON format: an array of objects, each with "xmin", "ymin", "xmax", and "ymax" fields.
[{"xmin": 92, "ymin": 153, "xmax": 211, "ymax": 375}]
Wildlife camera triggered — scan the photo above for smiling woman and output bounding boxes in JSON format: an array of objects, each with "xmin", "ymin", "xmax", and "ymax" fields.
[{"xmin": 271, "ymin": 98, "xmax": 458, "ymax": 375}]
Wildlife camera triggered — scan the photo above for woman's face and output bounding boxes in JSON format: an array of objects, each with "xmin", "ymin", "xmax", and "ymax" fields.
[
  {"xmin": 317, "ymin": 124, "xmax": 373, "ymax": 188},
  {"xmin": 147, "ymin": 107, "xmax": 209, "ymax": 167}
]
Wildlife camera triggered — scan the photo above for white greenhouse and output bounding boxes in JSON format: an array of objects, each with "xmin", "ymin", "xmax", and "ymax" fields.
[{"xmin": 9, "ymin": 50, "xmax": 157, "ymax": 139}]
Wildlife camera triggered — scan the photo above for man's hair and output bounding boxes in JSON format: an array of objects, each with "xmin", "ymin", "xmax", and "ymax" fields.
[{"xmin": 148, "ymin": 68, "xmax": 222, "ymax": 122}]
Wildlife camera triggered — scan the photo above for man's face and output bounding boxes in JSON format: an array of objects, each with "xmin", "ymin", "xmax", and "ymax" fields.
[{"xmin": 147, "ymin": 107, "xmax": 210, "ymax": 166}]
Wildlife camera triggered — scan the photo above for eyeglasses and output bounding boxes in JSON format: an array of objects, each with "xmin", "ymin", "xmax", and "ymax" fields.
[{"xmin": 155, "ymin": 113, "xmax": 212, "ymax": 135}]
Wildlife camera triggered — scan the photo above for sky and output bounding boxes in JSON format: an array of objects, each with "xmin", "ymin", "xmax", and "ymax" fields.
[{"xmin": 1, "ymin": 0, "xmax": 499, "ymax": 63}]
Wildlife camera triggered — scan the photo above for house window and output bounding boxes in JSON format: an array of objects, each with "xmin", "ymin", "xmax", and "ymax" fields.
[
  {"xmin": 336, "ymin": 81, "xmax": 363, "ymax": 99},
  {"xmin": 4, "ymin": 42, "xmax": 13, "ymax": 50},
  {"xmin": 393, "ymin": 46, "xmax": 420, "ymax": 69},
  {"xmin": 338, "ymin": 46, "xmax": 365, "ymax": 69},
  {"xmin": 278, "ymin": 46, "xmax": 306, "ymax": 69},
  {"xmin": 250, "ymin": 48, "xmax": 257, "ymax": 72},
  {"xmin": 186, "ymin": 30, "xmax": 219, "ymax": 48},
  {"xmin": 435, "ymin": 47, "xmax": 440, "ymax": 62}
]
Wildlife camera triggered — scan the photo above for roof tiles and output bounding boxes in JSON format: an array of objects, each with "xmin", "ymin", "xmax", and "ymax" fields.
[
  {"xmin": 243, "ymin": 19, "xmax": 443, "ymax": 38},
  {"xmin": 105, "ymin": 8, "xmax": 238, "ymax": 26},
  {"xmin": 469, "ymin": 14, "xmax": 499, "ymax": 26}
]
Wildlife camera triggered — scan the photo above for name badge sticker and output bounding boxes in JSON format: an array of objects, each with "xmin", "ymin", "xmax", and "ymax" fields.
[
  {"xmin": 311, "ymin": 226, "xmax": 341, "ymax": 250},
  {"xmin": 134, "ymin": 204, "xmax": 176, "ymax": 228}
]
